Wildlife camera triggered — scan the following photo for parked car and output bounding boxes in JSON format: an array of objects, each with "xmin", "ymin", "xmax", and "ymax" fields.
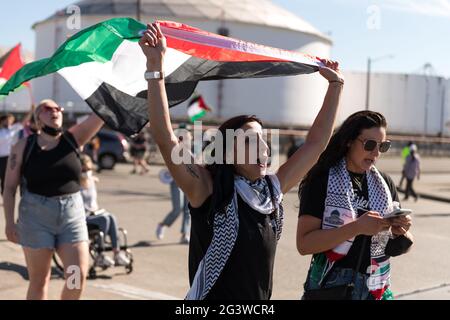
[{"xmin": 84, "ymin": 129, "xmax": 130, "ymax": 170}]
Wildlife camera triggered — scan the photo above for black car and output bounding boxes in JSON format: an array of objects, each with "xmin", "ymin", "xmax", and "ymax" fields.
[{"xmin": 84, "ymin": 129, "xmax": 130, "ymax": 170}]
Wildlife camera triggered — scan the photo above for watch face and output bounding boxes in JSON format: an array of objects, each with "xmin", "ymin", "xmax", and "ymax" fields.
[{"xmin": 145, "ymin": 71, "xmax": 164, "ymax": 79}]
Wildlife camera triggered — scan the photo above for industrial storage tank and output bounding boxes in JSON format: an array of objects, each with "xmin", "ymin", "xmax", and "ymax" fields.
[
  {"xmin": 340, "ymin": 72, "xmax": 450, "ymax": 137},
  {"xmin": 31, "ymin": 0, "xmax": 332, "ymax": 126}
]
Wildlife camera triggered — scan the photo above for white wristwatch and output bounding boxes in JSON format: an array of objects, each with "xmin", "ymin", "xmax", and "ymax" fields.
[{"xmin": 144, "ymin": 71, "xmax": 165, "ymax": 80}]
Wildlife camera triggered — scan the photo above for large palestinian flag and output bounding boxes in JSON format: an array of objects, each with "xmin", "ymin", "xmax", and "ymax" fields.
[
  {"xmin": 0, "ymin": 44, "xmax": 28, "ymax": 93},
  {"xmin": 0, "ymin": 18, "xmax": 321, "ymax": 136}
]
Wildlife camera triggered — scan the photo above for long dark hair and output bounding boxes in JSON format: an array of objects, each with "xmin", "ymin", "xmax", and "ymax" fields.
[
  {"xmin": 298, "ymin": 110, "xmax": 387, "ymax": 202},
  {"xmin": 206, "ymin": 115, "xmax": 263, "ymax": 215}
]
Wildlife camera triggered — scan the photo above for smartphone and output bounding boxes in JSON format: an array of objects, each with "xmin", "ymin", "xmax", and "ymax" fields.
[{"xmin": 383, "ymin": 208, "xmax": 412, "ymax": 219}]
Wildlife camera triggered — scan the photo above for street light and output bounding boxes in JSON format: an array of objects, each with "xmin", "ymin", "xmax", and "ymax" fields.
[{"xmin": 365, "ymin": 54, "xmax": 394, "ymax": 110}]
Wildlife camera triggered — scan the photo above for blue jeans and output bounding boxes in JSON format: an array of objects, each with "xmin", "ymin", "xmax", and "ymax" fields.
[
  {"xmin": 86, "ymin": 212, "xmax": 119, "ymax": 250},
  {"xmin": 303, "ymin": 267, "xmax": 375, "ymax": 300},
  {"xmin": 161, "ymin": 180, "xmax": 190, "ymax": 235}
]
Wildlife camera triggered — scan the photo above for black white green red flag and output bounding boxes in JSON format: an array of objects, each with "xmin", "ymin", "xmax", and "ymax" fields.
[
  {"xmin": 0, "ymin": 44, "xmax": 28, "ymax": 94},
  {"xmin": 0, "ymin": 18, "xmax": 322, "ymax": 136},
  {"xmin": 187, "ymin": 95, "xmax": 211, "ymax": 122}
]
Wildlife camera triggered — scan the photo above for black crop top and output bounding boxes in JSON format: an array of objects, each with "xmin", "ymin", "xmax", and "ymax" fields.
[{"xmin": 23, "ymin": 132, "xmax": 82, "ymax": 197}]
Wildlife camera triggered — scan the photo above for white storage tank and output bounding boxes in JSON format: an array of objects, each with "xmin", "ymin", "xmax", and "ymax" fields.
[{"xmin": 31, "ymin": 0, "xmax": 332, "ymax": 126}]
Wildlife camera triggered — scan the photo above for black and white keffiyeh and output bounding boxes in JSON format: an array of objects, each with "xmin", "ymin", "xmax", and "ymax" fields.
[
  {"xmin": 322, "ymin": 158, "xmax": 394, "ymax": 299},
  {"xmin": 185, "ymin": 174, "xmax": 284, "ymax": 300}
]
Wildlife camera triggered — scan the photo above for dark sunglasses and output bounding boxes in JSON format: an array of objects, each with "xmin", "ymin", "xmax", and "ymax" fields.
[
  {"xmin": 357, "ymin": 138, "xmax": 391, "ymax": 153},
  {"xmin": 42, "ymin": 105, "xmax": 64, "ymax": 113}
]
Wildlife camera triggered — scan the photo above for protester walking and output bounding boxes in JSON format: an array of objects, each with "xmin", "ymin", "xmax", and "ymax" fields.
[
  {"xmin": 297, "ymin": 111, "xmax": 414, "ymax": 300},
  {"xmin": 139, "ymin": 22, "xmax": 344, "ymax": 300},
  {"xmin": 403, "ymin": 144, "xmax": 420, "ymax": 201},
  {"xmin": 3, "ymin": 99, "xmax": 104, "ymax": 300}
]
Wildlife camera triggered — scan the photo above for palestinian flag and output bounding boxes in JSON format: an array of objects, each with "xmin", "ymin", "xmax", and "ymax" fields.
[
  {"xmin": 0, "ymin": 18, "xmax": 322, "ymax": 136},
  {"xmin": 0, "ymin": 44, "xmax": 28, "ymax": 93},
  {"xmin": 187, "ymin": 95, "xmax": 211, "ymax": 122}
]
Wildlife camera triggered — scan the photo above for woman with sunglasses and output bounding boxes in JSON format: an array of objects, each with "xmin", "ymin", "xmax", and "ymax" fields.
[
  {"xmin": 297, "ymin": 111, "xmax": 413, "ymax": 300},
  {"xmin": 3, "ymin": 99, "xmax": 104, "ymax": 299}
]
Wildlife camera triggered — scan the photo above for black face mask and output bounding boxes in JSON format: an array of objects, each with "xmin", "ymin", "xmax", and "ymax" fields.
[{"xmin": 42, "ymin": 125, "xmax": 62, "ymax": 136}]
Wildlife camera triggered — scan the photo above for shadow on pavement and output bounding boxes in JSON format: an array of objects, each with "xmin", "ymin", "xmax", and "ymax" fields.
[
  {"xmin": 129, "ymin": 241, "xmax": 188, "ymax": 248},
  {"xmin": 103, "ymin": 190, "xmax": 170, "ymax": 199},
  {"xmin": 414, "ymin": 213, "xmax": 450, "ymax": 218},
  {"xmin": 0, "ymin": 262, "xmax": 65, "ymax": 281}
]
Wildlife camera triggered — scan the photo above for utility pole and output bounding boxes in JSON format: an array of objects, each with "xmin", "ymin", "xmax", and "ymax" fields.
[
  {"xmin": 365, "ymin": 58, "xmax": 371, "ymax": 110},
  {"xmin": 365, "ymin": 55, "xmax": 394, "ymax": 110},
  {"xmin": 136, "ymin": 0, "xmax": 142, "ymax": 21}
]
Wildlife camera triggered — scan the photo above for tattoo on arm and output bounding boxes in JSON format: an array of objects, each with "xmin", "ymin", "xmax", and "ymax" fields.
[
  {"xmin": 9, "ymin": 154, "xmax": 17, "ymax": 170},
  {"xmin": 185, "ymin": 164, "xmax": 200, "ymax": 179}
]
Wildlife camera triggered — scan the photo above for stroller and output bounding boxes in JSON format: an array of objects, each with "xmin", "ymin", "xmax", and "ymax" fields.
[{"xmin": 53, "ymin": 209, "xmax": 133, "ymax": 279}]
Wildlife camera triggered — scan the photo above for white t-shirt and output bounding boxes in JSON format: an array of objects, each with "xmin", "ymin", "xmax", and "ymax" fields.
[
  {"xmin": 81, "ymin": 170, "xmax": 99, "ymax": 212},
  {"xmin": 0, "ymin": 123, "xmax": 23, "ymax": 157}
]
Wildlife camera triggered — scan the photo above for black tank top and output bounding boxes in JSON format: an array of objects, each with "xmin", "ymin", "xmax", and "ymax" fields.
[
  {"xmin": 188, "ymin": 195, "xmax": 277, "ymax": 300},
  {"xmin": 23, "ymin": 132, "xmax": 82, "ymax": 197}
]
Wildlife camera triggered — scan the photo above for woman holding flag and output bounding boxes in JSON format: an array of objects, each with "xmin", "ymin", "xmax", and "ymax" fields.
[
  {"xmin": 297, "ymin": 111, "xmax": 413, "ymax": 300},
  {"xmin": 139, "ymin": 22, "xmax": 344, "ymax": 300}
]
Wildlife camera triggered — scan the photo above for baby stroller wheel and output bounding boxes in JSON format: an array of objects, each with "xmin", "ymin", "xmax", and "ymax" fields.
[{"xmin": 52, "ymin": 254, "xmax": 65, "ymax": 278}]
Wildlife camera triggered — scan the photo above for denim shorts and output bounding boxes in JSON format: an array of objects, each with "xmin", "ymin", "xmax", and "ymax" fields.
[
  {"xmin": 303, "ymin": 267, "xmax": 375, "ymax": 300},
  {"xmin": 17, "ymin": 189, "xmax": 89, "ymax": 249}
]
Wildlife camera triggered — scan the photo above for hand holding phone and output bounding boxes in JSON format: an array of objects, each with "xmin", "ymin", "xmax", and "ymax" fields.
[{"xmin": 383, "ymin": 208, "xmax": 412, "ymax": 219}]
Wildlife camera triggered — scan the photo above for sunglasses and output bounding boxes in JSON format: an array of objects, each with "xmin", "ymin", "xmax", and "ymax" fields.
[
  {"xmin": 357, "ymin": 138, "xmax": 391, "ymax": 153},
  {"xmin": 41, "ymin": 105, "xmax": 64, "ymax": 113}
]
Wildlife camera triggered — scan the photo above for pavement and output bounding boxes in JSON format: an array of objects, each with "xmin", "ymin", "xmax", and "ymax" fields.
[{"xmin": 0, "ymin": 156, "xmax": 449, "ymax": 300}]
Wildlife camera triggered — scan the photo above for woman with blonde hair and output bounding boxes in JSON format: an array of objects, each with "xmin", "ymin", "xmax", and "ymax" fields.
[{"xmin": 3, "ymin": 99, "xmax": 104, "ymax": 300}]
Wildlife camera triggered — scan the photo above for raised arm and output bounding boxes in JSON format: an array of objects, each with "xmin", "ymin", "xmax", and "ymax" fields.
[
  {"xmin": 276, "ymin": 60, "xmax": 344, "ymax": 194},
  {"xmin": 139, "ymin": 23, "xmax": 212, "ymax": 207},
  {"xmin": 68, "ymin": 113, "xmax": 104, "ymax": 147}
]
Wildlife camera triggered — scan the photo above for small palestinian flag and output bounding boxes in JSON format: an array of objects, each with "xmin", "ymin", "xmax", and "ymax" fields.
[
  {"xmin": 0, "ymin": 44, "xmax": 28, "ymax": 92},
  {"xmin": 187, "ymin": 95, "xmax": 211, "ymax": 122},
  {"xmin": 0, "ymin": 18, "xmax": 322, "ymax": 136}
]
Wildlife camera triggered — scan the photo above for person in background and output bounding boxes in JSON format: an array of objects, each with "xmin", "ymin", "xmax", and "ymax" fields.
[
  {"xmin": 0, "ymin": 111, "xmax": 32, "ymax": 194},
  {"xmin": 80, "ymin": 154, "xmax": 130, "ymax": 266},
  {"xmin": 130, "ymin": 131, "xmax": 150, "ymax": 175},
  {"xmin": 398, "ymin": 141, "xmax": 414, "ymax": 189},
  {"xmin": 403, "ymin": 144, "xmax": 420, "ymax": 201},
  {"xmin": 155, "ymin": 129, "xmax": 192, "ymax": 244}
]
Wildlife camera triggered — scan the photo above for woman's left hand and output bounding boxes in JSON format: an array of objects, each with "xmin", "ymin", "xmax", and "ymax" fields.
[
  {"xmin": 318, "ymin": 59, "xmax": 344, "ymax": 83},
  {"xmin": 389, "ymin": 215, "xmax": 412, "ymax": 236}
]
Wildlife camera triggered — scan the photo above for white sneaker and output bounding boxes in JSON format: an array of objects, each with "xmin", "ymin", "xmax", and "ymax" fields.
[
  {"xmin": 156, "ymin": 224, "xmax": 165, "ymax": 240},
  {"xmin": 114, "ymin": 251, "xmax": 130, "ymax": 266},
  {"xmin": 96, "ymin": 253, "xmax": 115, "ymax": 268}
]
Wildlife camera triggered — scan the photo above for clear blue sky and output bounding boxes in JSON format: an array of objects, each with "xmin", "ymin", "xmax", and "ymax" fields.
[{"xmin": 0, "ymin": 0, "xmax": 448, "ymax": 77}]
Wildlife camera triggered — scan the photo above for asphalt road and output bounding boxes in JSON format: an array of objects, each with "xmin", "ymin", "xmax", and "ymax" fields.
[{"xmin": 1, "ymin": 157, "xmax": 449, "ymax": 299}]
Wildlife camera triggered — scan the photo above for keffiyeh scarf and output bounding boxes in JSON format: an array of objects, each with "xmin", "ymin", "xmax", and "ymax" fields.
[
  {"xmin": 186, "ymin": 174, "xmax": 284, "ymax": 300},
  {"xmin": 322, "ymin": 159, "xmax": 394, "ymax": 300}
]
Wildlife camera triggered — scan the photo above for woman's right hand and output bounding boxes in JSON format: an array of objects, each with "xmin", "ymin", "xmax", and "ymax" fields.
[
  {"xmin": 356, "ymin": 211, "xmax": 391, "ymax": 236},
  {"xmin": 138, "ymin": 22, "xmax": 167, "ymax": 70},
  {"xmin": 5, "ymin": 223, "xmax": 19, "ymax": 244}
]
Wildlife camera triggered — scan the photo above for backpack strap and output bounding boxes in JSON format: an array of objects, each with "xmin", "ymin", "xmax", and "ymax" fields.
[
  {"xmin": 61, "ymin": 131, "xmax": 81, "ymax": 160},
  {"xmin": 20, "ymin": 134, "xmax": 37, "ymax": 193},
  {"xmin": 21, "ymin": 134, "xmax": 37, "ymax": 176}
]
